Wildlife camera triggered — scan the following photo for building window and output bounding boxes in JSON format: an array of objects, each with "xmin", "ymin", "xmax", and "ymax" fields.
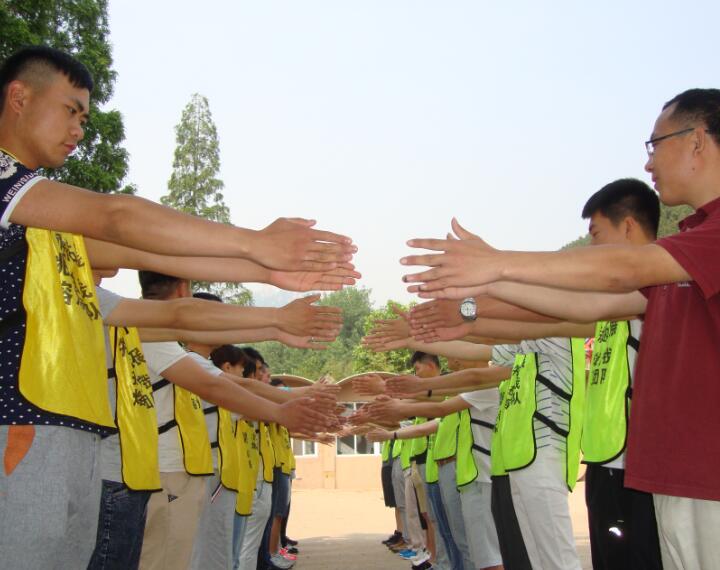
[
  {"xmin": 336, "ymin": 403, "xmax": 380, "ymax": 456},
  {"xmin": 291, "ymin": 438, "xmax": 317, "ymax": 457}
]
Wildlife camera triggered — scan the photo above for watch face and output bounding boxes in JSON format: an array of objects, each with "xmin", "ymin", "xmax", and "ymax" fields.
[{"xmin": 460, "ymin": 301, "xmax": 475, "ymax": 317}]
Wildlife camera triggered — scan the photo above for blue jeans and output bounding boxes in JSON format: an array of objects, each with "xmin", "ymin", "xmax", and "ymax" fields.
[
  {"xmin": 88, "ymin": 480, "xmax": 151, "ymax": 570},
  {"xmin": 426, "ymin": 481, "xmax": 464, "ymax": 570},
  {"xmin": 259, "ymin": 469, "xmax": 291, "ymax": 566}
]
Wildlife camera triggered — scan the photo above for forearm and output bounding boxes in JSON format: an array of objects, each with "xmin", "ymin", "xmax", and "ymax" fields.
[
  {"xmin": 498, "ymin": 244, "xmax": 688, "ymax": 292},
  {"xmin": 470, "ymin": 317, "xmax": 595, "ymax": 341},
  {"xmin": 86, "ymin": 238, "xmax": 271, "ymax": 282},
  {"xmin": 137, "ymin": 326, "xmax": 279, "ymax": 344},
  {"xmin": 419, "ymin": 366, "xmax": 511, "ymax": 391},
  {"xmin": 226, "ymin": 375, "xmax": 294, "ymax": 403},
  {"xmin": 198, "ymin": 376, "xmax": 281, "ymax": 423},
  {"xmin": 475, "ymin": 295, "xmax": 559, "ymax": 322},
  {"xmin": 392, "ymin": 420, "xmax": 440, "ymax": 438},
  {"xmin": 406, "ymin": 339, "xmax": 493, "ymax": 361}
]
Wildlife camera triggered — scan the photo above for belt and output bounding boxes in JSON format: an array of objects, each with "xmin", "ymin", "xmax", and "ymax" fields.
[{"xmin": 434, "ymin": 456, "xmax": 456, "ymax": 466}]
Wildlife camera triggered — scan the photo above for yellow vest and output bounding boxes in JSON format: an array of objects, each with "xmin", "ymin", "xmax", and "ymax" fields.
[
  {"xmin": 425, "ymin": 433, "xmax": 439, "ymax": 484},
  {"xmin": 490, "ymin": 379, "xmax": 510, "ymax": 477},
  {"xmin": 157, "ymin": 384, "xmax": 214, "ymax": 476},
  {"xmin": 109, "ymin": 326, "xmax": 160, "ymax": 491},
  {"xmin": 235, "ymin": 420, "xmax": 257, "ymax": 515},
  {"xmin": 258, "ymin": 422, "xmax": 275, "ymax": 483},
  {"xmin": 217, "ymin": 408, "xmax": 241, "ymax": 490},
  {"xmin": 270, "ymin": 423, "xmax": 293, "ymax": 475},
  {"xmin": 19, "ymin": 228, "xmax": 113, "ymax": 427}
]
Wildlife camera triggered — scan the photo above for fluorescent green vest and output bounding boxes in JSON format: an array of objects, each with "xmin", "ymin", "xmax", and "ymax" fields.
[
  {"xmin": 490, "ymin": 379, "xmax": 510, "ymax": 477},
  {"xmin": 391, "ymin": 438, "xmax": 402, "ymax": 459},
  {"xmin": 456, "ymin": 409, "xmax": 479, "ymax": 488},
  {"xmin": 400, "ymin": 438, "xmax": 413, "ymax": 470},
  {"xmin": 499, "ymin": 339, "xmax": 586, "ymax": 490},
  {"xmin": 433, "ymin": 411, "xmax": 461, "ymax": 461},
  {"xmin": 582, "ymin": 321, "xmax": 634, "ymax": 464},
  {"xmin": 381, "ymin": 440, "xmax": 391, "ymax": 462},
  {"xmin": 425, "ymin": 433, "xmax": 439, "ymax": 484},
  {"xmin": 409, "ymin": 417, "xmax": 428, "ymax": 459}
]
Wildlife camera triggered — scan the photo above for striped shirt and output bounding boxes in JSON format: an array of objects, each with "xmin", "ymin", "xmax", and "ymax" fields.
[{"xmin": 492, "ymin": 338, "xmax": 575, "ymax": 454}]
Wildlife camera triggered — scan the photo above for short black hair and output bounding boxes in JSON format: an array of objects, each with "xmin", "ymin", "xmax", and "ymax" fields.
[
  {"xmin": 210, "ymin": 345, "xmax": 252, "ymax": 373},
  {"xmin": 663, "ymin": 88, "xmax": 720, "ymax": 145},
  {"xmin": 138, "ymin": 271, "xmax": 183, "ymax": 300},
  {"xmin": 581, "ymin": 178, "xmax": 660, "ymax": 239},
  {"xmin": 270, "ymin": 378, "xmax": 287, "ymax": 387},
  {"xmin": 0, "ymin": 46, "xmax": 94, "ymax": 109},
  {"xmin": 193, "ymin": 292, "xmax": 223, "ymax": 303},
  {"xmin": 241, "ymin": 346, "xmax": 267, "ymax": 367},
  {"xmin": 410, "ymin": 351, "xmax": 441, "ymax": 369}
]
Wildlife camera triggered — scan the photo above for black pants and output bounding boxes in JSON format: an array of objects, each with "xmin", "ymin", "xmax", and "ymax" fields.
[
  {"xmin": 490, "ymin": 475, "xmax": 532, "ymax": 570},
  {"xmin": 381, "ymin": 459, "xmax": 397, "ymax": 508},
  {"xmin": 585, "ymin": 464, "xmax": 663, "ymax": 570}
]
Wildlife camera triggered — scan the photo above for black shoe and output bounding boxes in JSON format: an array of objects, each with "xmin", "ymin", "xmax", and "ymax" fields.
[
  {"xmin": 412, "ymin": 562, "xmax": 433, "ymax": 570},
  {"xmin": 283, "ymin": 537, "xmax": 299, "ymax": 547},
  {"xmin": 382, "ymin": 530, "xmax": 402, "ymax": 545},
  {"xmin": 285, "ymin": 546, "xmax": 299, "ymax": 555}
]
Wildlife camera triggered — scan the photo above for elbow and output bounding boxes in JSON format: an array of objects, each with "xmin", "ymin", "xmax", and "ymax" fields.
[
  {"xmin": 101, "ymin": 195, "xmax": 136, "ymax": 243},
  {"xmin": 172, "ymin": 298, "xmax": 202, "ymax": 330}
]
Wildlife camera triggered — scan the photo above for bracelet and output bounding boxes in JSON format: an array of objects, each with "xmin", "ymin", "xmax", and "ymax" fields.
[
  {"xmin": 427, "ymin": 389, "xmax": 433, "ymax": 398},
  {"xmin": 393, "ymin": 431, "xmax": 398, "ymax": 440}
]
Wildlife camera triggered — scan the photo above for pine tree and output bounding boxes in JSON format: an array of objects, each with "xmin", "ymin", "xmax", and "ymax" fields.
[
  {"xmin": 0, "ymin": 0, "xmax": 135, "ymax": 194},
  {"xmin": 162, "ymin": 93, "xmax": 252, "ymax": 305}
]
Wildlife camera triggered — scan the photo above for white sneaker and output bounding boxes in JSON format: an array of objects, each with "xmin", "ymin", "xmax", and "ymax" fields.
[
  {"xmin": 270, "ymin": 553, "xmax": 294, "ymax": 569},
  {"xmin": 411, "ymin": 549, "xmax": 431, "ymax": 565}
]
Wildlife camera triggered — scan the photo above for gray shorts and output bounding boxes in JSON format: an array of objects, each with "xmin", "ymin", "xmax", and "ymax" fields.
[
  {"xmin": 460, "ymin": 479, "xmax": 503, "ymax": 568},
  {"xmin": 0, "ymin": 424, "xmax": 102, "ymax": 570}
]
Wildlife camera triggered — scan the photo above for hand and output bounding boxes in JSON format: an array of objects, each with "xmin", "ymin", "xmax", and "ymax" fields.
[
  {"xmin": 408, "ymin": 284, "xmax": 491, "ymax": 300},
  {"xmin": 277, "ymin": 397, "xmax": 334, "ymax": 433},
  {"xmin": 268, "ymin": 263, "xmax": 362, "ymax": 292},
  {"xmin": 409, "ymin": 299, "xmax": 463, "ymax": 331},
  {"xmin": 366, "ymin": 397, "xmax": 406, "ymax": 423},
  {"xmin": 277, "ymin": 294, "xmax": 343, "ymax": 337},
  {"xmin": 366, "ymin": 428, "xmax": 393, "ymax": 443},
  {"xmin": 384, "ymin": 375, "xmax": 426, "ymax": 398},
  {"xmin": 411, "ymin": 322, "xmax": 473, "ymax": 343},
  {"xmin": 255, "ymin": 217, "xmax": 357, "ymax": 272},
  {"xmin": 361, "ymin": 333, "xmax": 409, "ymax": 352},
  {"xmin": 275, "ymin": 330, "xmax": 335, "ymax": 350},
  {"xmin": 352, "ymin": 374, "xmax": 386, "ymax": 396},
  {"xmin": 367, "ymin": 305, "xmax": 411, "ymax": 342},
  {"xmin": 307, "ymin": 382, "xmax": 341, "ymax": 396},
  {"xmin": 401, "ymin": 218, "xmax": 502, "ymax": 294}
]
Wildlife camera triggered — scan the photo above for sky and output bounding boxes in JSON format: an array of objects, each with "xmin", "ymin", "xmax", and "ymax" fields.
[{"xmin": 103, "ymin": 0, "xmax": 719, "ymax": 306}]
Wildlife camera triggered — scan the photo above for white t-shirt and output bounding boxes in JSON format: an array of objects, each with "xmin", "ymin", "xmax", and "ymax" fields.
[
  {"xmin": 143, "ymin": 342, "xmax": 202, "ymax": 472},
  {"xmin": 492, "ymin": 338, "xmax": 576, "ymax": 455},
  {"xmin": 460, "ymin": 387, "xmax": 499, "ymax": 483}
]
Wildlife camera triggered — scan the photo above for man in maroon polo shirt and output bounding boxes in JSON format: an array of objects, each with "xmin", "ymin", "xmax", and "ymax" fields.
[{"xmin": 400, "ymin": 88, "xmax": 720, "ymax": 569}]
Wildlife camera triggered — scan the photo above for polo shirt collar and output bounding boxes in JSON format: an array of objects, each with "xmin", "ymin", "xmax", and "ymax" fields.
[{"xmin": 679, "ymin": 195, "xmax": 720, "ymax": 230}]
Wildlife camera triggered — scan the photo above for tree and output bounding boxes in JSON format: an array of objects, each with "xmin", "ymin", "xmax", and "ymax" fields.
[
  {"xmin": 254, "ymin": 287, "xmax": 375, "ymax": 379},
  {"xmin": 0, "ymin": 0, "xmax": 136, "ymax": 194},
  {"xmin": 161, "ymin": 93, "xmax": 251, "ymax": 305},
  {"xmin": 352, "ymin": 301, "xmax": 415, "ymax": 375}
]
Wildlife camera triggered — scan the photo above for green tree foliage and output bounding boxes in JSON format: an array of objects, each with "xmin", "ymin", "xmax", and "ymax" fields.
[
  {"xmin": 254, "ymin": 287, "xmax": 375, "ymax": 380},
  {"xmin": 0, "ymin": 0, "xmax": 135, "ymax": 194},
  {"xmin": 563, "ymin": 203, "xmax": 693, "ymax": 249},
  {"xmin": 161, "ymin": 93, "xmax": 251, "ymax": 305},
  {"xmin": 352, "ymin": 302, "xmax": 415, "ymax": 375}
]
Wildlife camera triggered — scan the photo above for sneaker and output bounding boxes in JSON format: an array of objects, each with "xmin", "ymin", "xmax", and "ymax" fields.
[
  {"xmin": 285, "ymin": 546, "xmax": 299, "ymax": 555},
  {"xmin": 399, "ymin": 549, "xmax": 418, "ymax": 559},
  {"xmin": 269, "ymin": 553, "xmax": 294, "ymax": 569},
  {"xmin": 283, "ymin": 537, "xmax": 299, "ymax": 547},
  {"xmin": 382, "ymin": 530, "xmax": 402, "ymax": 545},
  {"xmin": 410, "ymin": 549, "xmax": 431, "ymax": 565},
  {"xmin": 412, "ymin": 561, "xmax": 433, "ymax": 570},
  {"xmin": 278, "ymin": 548, "xmax": 297, "ymax": 562},
  {"xmin": 389, "ymin": 540, "xmax": 409, "ymax": 552}
]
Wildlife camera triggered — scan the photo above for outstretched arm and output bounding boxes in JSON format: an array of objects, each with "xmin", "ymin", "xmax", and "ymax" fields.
[
  {"xmin": 11, "ymin": 180, "xmax": 355, "ymax": 271},
  {"xmin": 385, "ymin": 366, "xmax": 510, "ymax": 398}
]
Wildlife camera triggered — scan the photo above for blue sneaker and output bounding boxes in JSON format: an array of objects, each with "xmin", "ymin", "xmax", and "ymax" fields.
[{"xmin": 399, "ymin": 549, "xmax": 417, "ymax": 559}]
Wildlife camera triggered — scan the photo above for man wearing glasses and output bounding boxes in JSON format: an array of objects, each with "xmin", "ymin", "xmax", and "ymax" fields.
[{"xmin": 401, "ymin": 88, "xmax": 720, "ymax": 570}]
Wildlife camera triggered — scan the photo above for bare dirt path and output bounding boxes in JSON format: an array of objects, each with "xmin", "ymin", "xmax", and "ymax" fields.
[{"xmin": 287, "ymin": 486, "xmax": 592, "ymax": 569}]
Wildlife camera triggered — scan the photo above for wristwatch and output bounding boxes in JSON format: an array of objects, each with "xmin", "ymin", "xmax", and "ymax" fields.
[{"xmin": 459, "ymin": 297, "xmax": 477, "ymax": 322}]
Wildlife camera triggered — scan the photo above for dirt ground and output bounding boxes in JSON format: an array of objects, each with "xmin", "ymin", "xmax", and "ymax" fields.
[{"xmin": 288, "ymin": 485, "xmax": 592, "ymax": 569}]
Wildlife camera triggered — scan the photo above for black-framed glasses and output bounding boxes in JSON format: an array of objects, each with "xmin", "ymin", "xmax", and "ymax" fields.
[{"xmin": 645, "ymin": 127, "xmax": 709, "ymax": 156}]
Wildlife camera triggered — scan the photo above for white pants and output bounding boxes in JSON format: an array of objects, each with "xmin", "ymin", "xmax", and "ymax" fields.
[
  {"xmin": 404, "ymin": 467, "xmax": 426, "ymax": 550},
  {"xmin": 236, "ymin": 481, "xmax": 272, "ymax": 570},
  {"xmin": 508, "ymin": 447, "xmax": 581, "ymax": 570},
  {"xmin": 190, "ymin": 472, "xmax": 237, "ymax": 570},
  {"xmin": 654, "ymin": 493, "xmax": 720, "ymax": 570}
]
